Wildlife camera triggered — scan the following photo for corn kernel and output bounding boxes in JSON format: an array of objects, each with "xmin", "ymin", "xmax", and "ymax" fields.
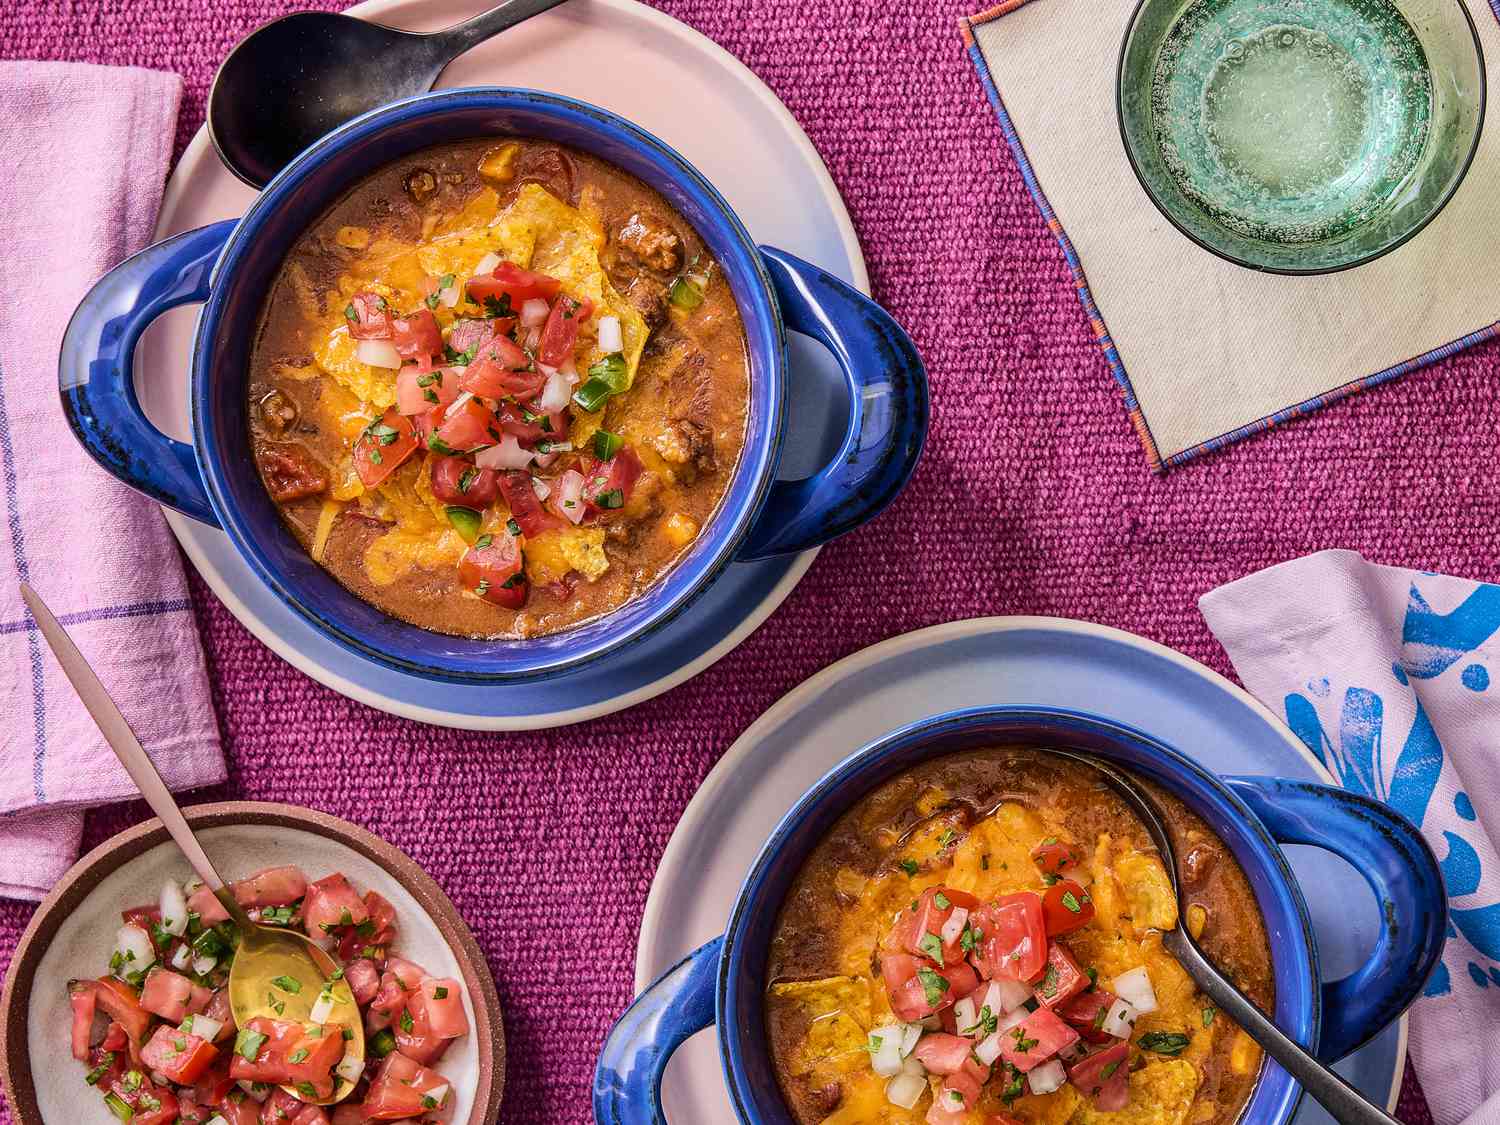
[
  {"xmin": 479, "ymin": 143, "xmax": 521, "ymax": 182},
  {"xmin": 661, "ymin": 512, "xmax": 699, "ymax": 549},
  {"xmin": 1187, "ymin": 903, "xmax": 1209, "ymax": 940}
]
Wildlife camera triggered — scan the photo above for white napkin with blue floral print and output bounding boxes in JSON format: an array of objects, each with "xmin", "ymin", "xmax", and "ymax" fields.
[{"xmin": 1200, "ymin": 549, "xmax": 1500, "ymax": 1125}]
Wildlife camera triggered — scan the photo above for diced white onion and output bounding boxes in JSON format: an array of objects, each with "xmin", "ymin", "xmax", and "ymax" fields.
[
  {"xmin": 1028, "ymin": 1059, "xmax": 1068, "ymax": 1095},
  {"xmin": 869, "ymin": 1026, "xmax": 904, "ymax": 1077},
  {"xmin": 159, "ymin": 880, "xmax": 188, "ymax": 937},
  {"xmin": 886, "ymin": 1072, "xmax": 926, "ymax": 1110},
  {"xmin": 170, "ymin": 944, "xmax": 193, "ymax": 971},
  {"xmin": 1101, "ymin": 997, "xmax": 1140, "ymax": 1039},
  {"xmin": 186, "ymin": 1015, "xmax": 223, "ymax": 1042},
  {"xmin": 538, "ymin": 369, "xmax": 573, "ymax": 412},
  {"xmin": 940, "ymin": 906, "xmax": 969, "ymax": 947},
  {"xmin": 597, "ymin": 315, "xmax": 623, "ymax": 354},
  {"xmin": 438, "ymin": 278, "xmax": 460, "ymax": 308},
  {"xmin": 531, "ymin": 477, "xmax": 551, "ymax": 502},
  {"xmin": 475, "ymin": 435, "xmax": 534, "ymax": 470},
  {"xmin": 204, "ymin": 1116, "xmax": 230, "ymax": 1125},
  {"xmin": 899, "ymin": 1023, "xmax": 922, "ymax": 1058},
  {"xmin": 309, "ymin": 990, "xmax": 336, "ymax": 1025},
  {"xmin": 524, "ymin": 326, "xmax": 542, "ymax": 352},
  {"xmin": 1058, "ymin": 1038, "xmax": 1088, "ymax": 1063},
  {"xmin": 900, "ymin": 1053, "xmax": 925, "ymax": 1076},
  {"xmin": 559, "ymin": 354, "xmax": 578, "ymax": 380},
  {"xmin": 335, "ymin": 1048, "xmax": 366, "ymax": 1087},
  {"xmin": 113, "ymin": 924, "xmax": 156, "ymax": 973},
  {"xmin": 1112, "ymin": 967, "xmax": 1158, "ymax": 1014},
  {"xmin": 974, "ymin": 1030, "xmax": 1004, "ymax": 1066},
  {"xmin": 445, "ymin": 390, "xmax": 475, "ymax": 419},
  {"xmin": 991, "ymin": 977, "xmax": 1034, "ymax": 1013},
  {"xmin": 237, "ymin": 1079, "xmax": 270, "ymax": 1103},
  {"xmin": 953, "ymin": 996, "xmax": 978, "ymax": 1038},
  {"xmin": 150, "ymin": 1070, "xmax": 172, "ymax": 1086},
  {"xmin": 474, "ymin": 252, "xmax": 501, "ymax": 276},
  {"xmin": 191, "ymin": 952, "xmax": 217, "ymax": 977},
  {"xmin": 520, "ymin": 298, "xmax": 550, "ymax": 327},
  {"xmin": 355, "ymin": 339, "xmax": 402, "ymax": 369},
  {"xmin": 424, "ymin": 1084, "xmax": 451, "ymax": 1109}
]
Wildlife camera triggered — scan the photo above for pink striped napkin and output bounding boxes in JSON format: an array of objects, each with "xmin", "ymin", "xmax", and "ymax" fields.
[{"xmin": 0, "ymin": 61, "xmax": 226, "ymax": 901}]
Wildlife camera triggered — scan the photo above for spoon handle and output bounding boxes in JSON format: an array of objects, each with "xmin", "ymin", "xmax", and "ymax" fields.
[
  {"xmin": 1172, "ymin": 936, "xmax": 1400, "ymax": 1125},
  {"xmin": 430, "ymin": 0, "xmax": 570, "ymax": 57},
  {"xmin": 18, "ymin": 581, "xmax": 233, "ymax": 899}
]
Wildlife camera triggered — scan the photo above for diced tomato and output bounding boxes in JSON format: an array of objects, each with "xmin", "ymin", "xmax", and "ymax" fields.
[
  {"xmin": 446, "ymin": 317, "xmax": 497, "ymax": 360},
  {"xmin": 1032, "ymin": 838, "xmax": 1085, "ymax": 876},
  {"xmin": 459, "ymin": 530, "xmax": 527, "ymax": 608},
  {"xmin": 579, "ymin": 448, "xmax": 644, "ymax": 517},
  {"xmin": 460, "ymin": 335, "xmax": 544, "ymax": 401},
  {"xmin": 188, "ymin": 981, "xmax": 216, "ymax": 1016},
  {"xmin": 220, "ymin": 1095, "xmax": 264, "ymax": 1125},
  {"xmin": 345, "ymin": 959, "xmax": 382, "ymax": 1006},
  {"xmin": 409, "ymin": 406, "xmax": 442, "ymax": 447},
  {"xmin": 141, "ymin": 1023, "xmax": 219, "ymax": 1084},
  {"xmin": 1042, "ymin": 879, "xmax": 1096, "ymax": 937},
  {"xmin": 395, "ymin": 366, "xmax": 460, "ymax": 416},
  {"xmin": 70, "ymin": 980, "xmax": 96, "ymax": 1060},
  {"xmin": 86, "ymin": 1040, "xmax": 127, "ymax": 1088},
  {"xmin": 1034, "ymin": 943, "xmax": 1090, "ymax": 1009},
  {"xmin": 203, "ymin": 988, "xmax": 236, "ymax": 1041},
  {"xmin": 497, "ymin": 400, "xmax": 568, "ymax": 448},
  {"xmin": 911, "ymin": 1032, "xmax": 974, "ymax": 1075},
  {"xmin": 191, "ymin": 1050, "xmax": 236, "ymax": 1105},
  {"xmin": 429, "ymin": 456, "xmax": 498, "ymax": 509},
  {"xmin": 256, "ymin": 442, "xmax": 330, "ymax": 503},
  {"xmin": 466, "ymin": 261, "xmax": 562, "ymax": 310},
  {"xmin": 881, "ymin": 953, "xmax": 973, "ymax": 1022},
  {"xmin": 928, "ymin": 1065, "xmax": 984, "ymax": 1125},
  {"xmin": 393, "ymin": 987, "xmax": 451, "ymax": 1065},
  {"xmin": 497, "ymin": 470, "xmax": 564, "ymax": 538},
  {"xmin": 385, "ymin": 957, "xmax": 428, "ymax": 991},
  {"xmin": 229, "ymin": 1017, "xmax": 344, "ymax": 1101},
  {"xmin": 419, "ymin": 977, "xmax": 468, "ymax": 1039},
  {"xmin": 884, "ymin": 886, "xmax": 981, "ymax": 967},
  {"xmin": 175, "ymin": 1091, "xmax": 214, "ymax": 1125},
  {"xmin": 433, "ymin": 395, "xmax": 500, "ymax": 454},
  {"xmin": 969, "ymin": 893, "xmax": 1048, "ymax": 982},
  {"xmin": 1057, "ymin": 988, "xmax": 1117, "ymax": 1044},
  {"xmin": 121, "ymin": 906, "xmax": 164, "ymax": 951},
  {"xmin": 997, "ymin": 1006, "xmax": 1080, "ymax": 1072},
  {"xmin": 303, "ymin": 873, "xmax": 370, "ymax": 936},
  {"xmin": 391, "ymin": 309, "xmax": 443, "ymax": 361},
  {"xmin": 366, "ymin": 970, "xmax": 407, "ymax": 1033},
  {"xmin": 72, "ymin": 978, "xmax": 152, "ymax": 1060},
  {"xmin": 353, "ymin": 408, "xmax": 419, "ymax": 488},
  {"xmin": 140, "ymin": 967, "xmax": 194, "ymax": 1022},
  {"xmin": 187, "ymin": 886, "xmax": 229, "ymax": 925},
  {"xmin": 538, "ymin": 294, "xmax": 594, "ymax": 367},
  {"xmin": 344, "ymin": 293, "xmax": 393, "ymax": 340},
  {"xmin": 1068, "ymin": 1040, "xmax": 1131, "ymax": 1110},
  {"xmin": 109, "ymin": 1071, "xmax": 179, "ymax": 1125},
  {"xmin": 987, "ymin": 1116, "xmax": 1027, "ymax": 1125},
  {"xmin": 261, "ymin": 1088, "xmax": 332, "ymax": 1125},
  {"xmin": 361, "ymin": 1052, "xmax": 450, "ymax": 1120},
  {"xmin": 359, "ymin": 892, "xmax": 396, "ymax": 949},
  {"xmin": 102, "ymin": 1022, "xmax": 129, "ymax": 1052}
]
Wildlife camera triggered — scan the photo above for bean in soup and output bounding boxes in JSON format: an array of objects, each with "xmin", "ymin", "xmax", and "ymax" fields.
[
  {"xmin": 248, "ymin": 139, "xmax": 749, "ymax": 639},
  {"xmin": 765, "ymin": 749, "xmax": 1272, "ymax": 1125}
]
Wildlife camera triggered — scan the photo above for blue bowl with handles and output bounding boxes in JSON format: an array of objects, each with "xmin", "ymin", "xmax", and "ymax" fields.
[
  {"xmin": 59, "ymin": 89, "xmax": 927, "ymax": 683},
  {"xmin": 595, "ymin": 706, "xmax": 1446, "ymax": 1122}
]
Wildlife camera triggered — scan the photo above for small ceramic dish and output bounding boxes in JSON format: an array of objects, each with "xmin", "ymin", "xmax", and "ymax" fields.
[{"xmin": 0, "ymin": 802, "xmax": 504, "ymax": 1125}]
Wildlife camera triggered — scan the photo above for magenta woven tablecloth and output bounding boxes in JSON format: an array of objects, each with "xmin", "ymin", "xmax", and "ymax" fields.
[{"xmin": 3, "ymin": 1, "xmax": 1491, "ymax": 1120}]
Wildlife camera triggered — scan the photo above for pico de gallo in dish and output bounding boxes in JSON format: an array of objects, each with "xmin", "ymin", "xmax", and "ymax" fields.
[
  {"xmin": 67, "ymin": 865, "xmax": 468, "ymax": 1124},
  {"xmin": 249, "ymin": 137, "xmax": 749, "ymax": 639},
  {"xmin": 764, "ymin": 750, "xmax": 1273, "ymax": 1124}
]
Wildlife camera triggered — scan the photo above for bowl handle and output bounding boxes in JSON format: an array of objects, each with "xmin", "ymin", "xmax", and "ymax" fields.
[
  {"xmin": 736, "ymin": 246, "xmax": 928, "ymax": 560},
  {"xmin": 1225, "ymin": 776, "xmax": 1447, "ymax": 1062},
  {"xmin": 59, "ymin": 221, "xmax": 238, "ymax": 527},
  {"xmin": 593, "ymin": 935, "xmax": 722, "ymax": 1122}
]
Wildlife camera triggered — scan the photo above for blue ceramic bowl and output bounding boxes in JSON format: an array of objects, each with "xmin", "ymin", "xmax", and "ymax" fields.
[
  {"xmin": 594, "ymin": 707, "xmax": 1446, "ymax": 1122},
  {"xmin": 59, "ymin": 89, "xmax": 927, "ymax": 682}
]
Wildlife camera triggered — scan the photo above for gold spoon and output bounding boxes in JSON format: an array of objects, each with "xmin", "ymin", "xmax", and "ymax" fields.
[{"xmin": 19, "ymin": 582, "xmax": 364, "ymax": 1105}]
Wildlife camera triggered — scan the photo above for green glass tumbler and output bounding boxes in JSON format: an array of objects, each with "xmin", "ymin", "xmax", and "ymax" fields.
[{"xmin": 1118, "ymin": 0, "xmax": 1486, "ymax": 273}]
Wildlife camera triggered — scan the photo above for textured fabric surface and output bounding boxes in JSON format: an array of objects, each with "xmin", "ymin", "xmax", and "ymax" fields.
[
  {"xmin": 962, "ymin": 0, "xmax": 1500, "ymax": 469},
  {"xmin": 1203, "ymin": 551, "xmax": 1500, "ymax": 1125},
  {"xmin": 0, "ymin": 61, "xmax": 224, "ymax": 900},
  {"xmin": 2, "ymin": 0, "xmax": 1495, "ymax": 1120}
]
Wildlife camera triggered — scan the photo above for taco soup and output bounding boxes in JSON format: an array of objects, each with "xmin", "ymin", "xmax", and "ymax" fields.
[
  {"xmin": 765, "ymin": 749, "xmax": 1272, "ymax": 1124},
  {"xmin": 247, "ymin": 138, "xmax": 749, "ymax": 639}
]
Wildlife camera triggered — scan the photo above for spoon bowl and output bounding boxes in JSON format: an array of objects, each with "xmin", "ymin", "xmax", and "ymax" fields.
[{"xmin": 208, "ymin": 0, "xmax": 566, "ymax": 188}]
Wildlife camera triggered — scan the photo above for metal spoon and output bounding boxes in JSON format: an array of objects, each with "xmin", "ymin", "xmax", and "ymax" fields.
[
  {"xmin": 19, "ymin": 582, "xmax": 364, "ymax": 1106},
  {"xmin": 1046, "ymin": 748, "xmax": 1400, "ymax": 1125},
  {"xmin": 208, "ymin": 0, "xmax": 567, "ymax": 189}
]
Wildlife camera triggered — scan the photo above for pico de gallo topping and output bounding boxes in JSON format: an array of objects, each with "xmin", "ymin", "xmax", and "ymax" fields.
[
  {"xmin": 866, "ymin": 846, "xmax": 1164, "ymax": 1122},
  {"xmin": 67, "ymin": 866, "xmax": 468, "ymax": 1125},
  {"xmin": 344, "ymin": 254, "xmax": 646, "ymax": 613}
]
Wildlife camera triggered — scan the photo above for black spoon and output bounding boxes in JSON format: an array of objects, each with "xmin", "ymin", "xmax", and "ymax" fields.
[
  {"xmin": 208, "ymin": 0, "xmax": 567, "ymax": 189},
  {"xmin": 1047, "ymin": 749, "xmax": 1400, "ymax": 1125}
]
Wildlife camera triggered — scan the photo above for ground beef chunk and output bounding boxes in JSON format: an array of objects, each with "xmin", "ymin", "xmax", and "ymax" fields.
[
  {"xmin": 255, "ymin": 441, "xmax": 328, "ymax": 502},
  {"xmin": 617, "ymin": 211, "xmax": 683, "ymax": 273}
]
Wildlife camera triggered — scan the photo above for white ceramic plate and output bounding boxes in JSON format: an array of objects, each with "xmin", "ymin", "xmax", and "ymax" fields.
[
  {"xmin": 636, "ymin": 616, "xmax": 1406, "ymax": 1123},
  {"xmin": 4, "ymin": 805, "xmax": 501, "ymax": 1124},
  {"xmin": 137, "ymin": 0, "xmax": 867, "ymax": 729}
]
